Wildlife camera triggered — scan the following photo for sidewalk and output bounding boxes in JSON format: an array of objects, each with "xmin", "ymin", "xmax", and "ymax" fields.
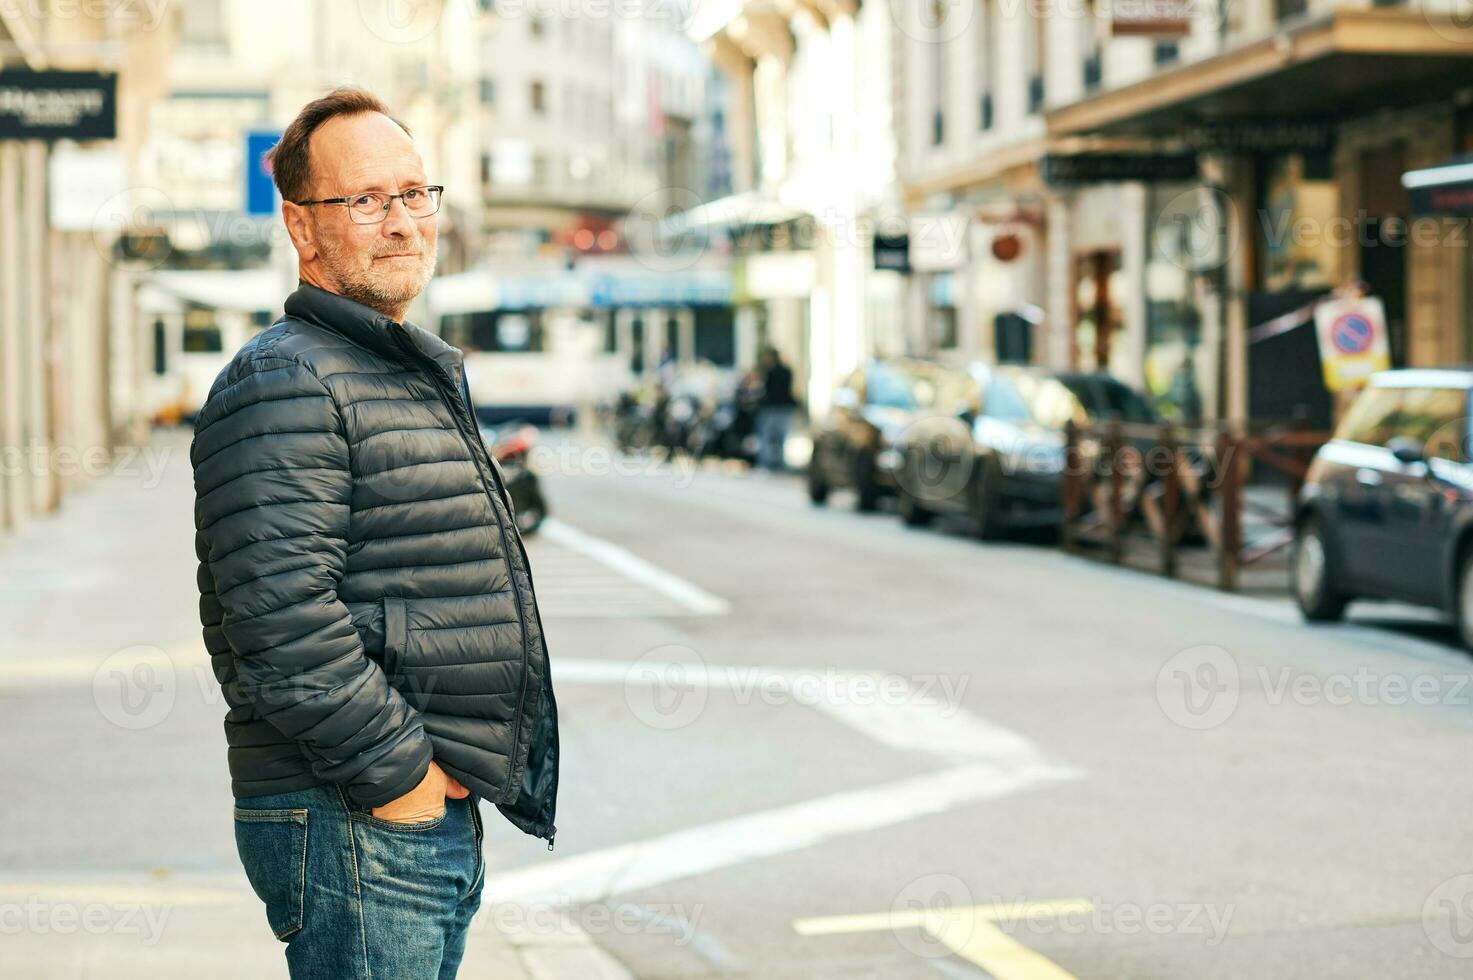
[{"xmin": 0, "ymin": 427, "xmax": 632, "ymax": 980}]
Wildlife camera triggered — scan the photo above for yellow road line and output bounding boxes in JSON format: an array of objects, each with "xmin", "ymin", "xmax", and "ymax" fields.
[{"xmin": 795, "ymin": 898, "xmax": 1094, "ymax": 980}]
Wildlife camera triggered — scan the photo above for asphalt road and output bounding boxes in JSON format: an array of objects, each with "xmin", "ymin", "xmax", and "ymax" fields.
[{"xmin": 4, "ymin": 429, "xmax": 1473, "ymax": 979}]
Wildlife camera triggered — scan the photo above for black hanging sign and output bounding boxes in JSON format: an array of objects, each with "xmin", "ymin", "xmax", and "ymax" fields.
[{"xmin": 0, "ymin": 71, "xmax": 118, "ymax": 141}]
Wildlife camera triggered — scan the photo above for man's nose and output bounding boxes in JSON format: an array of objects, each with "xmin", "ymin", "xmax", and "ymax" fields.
[{"xmin": 380, "ymin": 196, "xmax": 415, "ymax": 237}]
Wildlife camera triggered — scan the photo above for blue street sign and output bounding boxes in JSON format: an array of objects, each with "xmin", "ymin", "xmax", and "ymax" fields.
[{"xmin": 244, "ymin": 130, "xmax": 283, "ymax": 217}]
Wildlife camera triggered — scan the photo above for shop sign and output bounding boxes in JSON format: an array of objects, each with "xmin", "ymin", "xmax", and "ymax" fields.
[
  {"xmin": 1180, "ymin": 119, "xmax": 1334, "ymax": 153},
  {"xmin": 1110, "ymin": 0, "xmax": 1192, "ymax": 37},
  {"xmin": 1403, "ymin": 158, "xmax": 1473, "ymax": 217},
  {"xmin": 0, "ymin": 71, "xmax": 117, "ymax": 141},
  {"xmin": 1314, "ymin": 296, "xmax": 1390, "ymax": 391},
  {"xmin": 48, "ymin": 146, "xmax": 127, "ymax": 231},
  {"xmin": 244, "ymin": 130, "xmax": 283, "ymax": 217},
  {"xmin": 873, "ymin": 233, "xmax": 911, "ymax": 273},
  {"xmin": 1042, "ymin": 153, "xmax": 1198, "ymax": 185},
  {"xmin": 743, "ymin": 252, "xmax": 815, "ymax": 300},
  {"xmin": 909, "ymin": 213, "xmax": 969, "ymax": 272}
]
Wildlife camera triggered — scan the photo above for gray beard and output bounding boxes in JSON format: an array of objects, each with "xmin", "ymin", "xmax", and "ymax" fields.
[{"xmin": 315, "ymin": 224, "xmax": 437, "ymax": 321}]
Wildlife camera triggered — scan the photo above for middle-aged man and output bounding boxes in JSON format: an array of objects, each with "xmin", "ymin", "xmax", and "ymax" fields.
[{"xmin": 190, "ymin": 87, "xmax": 559, "ymax": 979}]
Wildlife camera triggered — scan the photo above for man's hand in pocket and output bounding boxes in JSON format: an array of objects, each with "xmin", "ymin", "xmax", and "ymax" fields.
[{"xmin": 371, "ymin": 760, "xmax": 469, "ymax": 823}]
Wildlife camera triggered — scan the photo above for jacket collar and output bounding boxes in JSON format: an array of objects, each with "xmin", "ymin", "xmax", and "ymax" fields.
[{"xmin": 283, "ymin": 281, "xmax": 460, "ymax": 373}]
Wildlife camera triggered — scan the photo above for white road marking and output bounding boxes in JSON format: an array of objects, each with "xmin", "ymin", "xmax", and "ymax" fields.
[
  {"xmin": 484, "ymin": 760, "xmax": 1078, "ymax": 908},
  {"xmin": 555, "ymin": 657, "xmax": 1038, "ymax": 765},
  {"xmin": 506, "ymin": 656, "xmax": 1079, "ymax": 905},
  {"xmin": 538, "ymin": 518, "xmax": 730, "ymax": 616}
]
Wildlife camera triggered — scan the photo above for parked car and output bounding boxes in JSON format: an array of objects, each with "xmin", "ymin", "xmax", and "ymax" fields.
[
  {"xmin": 808, "ymin": 359, "xmax": 972, "ymax": 511},
  {"xmin": 894, "ymin": 365, "xmax": 1157, "ymax": 538},
  {"xmin": 1292, "ymin": 369, "xmax": 1473, "ymax": 645}
]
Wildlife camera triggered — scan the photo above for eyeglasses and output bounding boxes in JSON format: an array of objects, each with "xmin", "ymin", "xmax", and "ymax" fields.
[{"xmin": 295, "ymin": 184, "xmax": 444, "ymax": 224}]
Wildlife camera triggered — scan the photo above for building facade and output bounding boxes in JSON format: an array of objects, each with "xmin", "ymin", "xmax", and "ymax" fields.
[
  {"xmin": 901, "ymin": 0, "xmax": 1473, "ymax": 426},
  {"xmin": 687, "ymin": 0, "xmax": 906, "ymax": 418},
  {"xmin": 0, "ymin": 3, "xmax": 176, "ymax": 536}
]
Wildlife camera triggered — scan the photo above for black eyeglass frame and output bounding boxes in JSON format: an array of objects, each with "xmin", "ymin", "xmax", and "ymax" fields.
[{"xmin": 294, "ymin": 184, "xmax": 445, "ymax": 223}]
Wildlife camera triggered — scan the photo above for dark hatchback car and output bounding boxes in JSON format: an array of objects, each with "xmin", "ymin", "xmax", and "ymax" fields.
[
  {"xmin": 1293, "ymin": 370, "xmax": 1473, "ymax": 646},
  {"xmin": 895, "ymin": 365, "xmax": 1157, "ymax": 538},
  {"xmin": 808, "ymin": 359, "xmax": 971, "ymax": 511}
]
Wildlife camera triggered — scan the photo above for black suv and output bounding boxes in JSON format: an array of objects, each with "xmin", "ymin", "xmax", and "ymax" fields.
[
  {"xmin": 895, "ymin": 364, "xmax": 1157, "ymax": 538},
  {"xmin": 1293, "ymin": 370, "xmax": 1473, "ymax": 646}
]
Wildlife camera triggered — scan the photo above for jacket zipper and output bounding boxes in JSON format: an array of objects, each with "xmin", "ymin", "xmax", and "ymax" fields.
[
  {"xmin": 390, "ymin": 328, "xmax": 534, "ymax": 807},
  {"xmin": 460, "ymin": 373, "xmax": 560, "ymax": 846}
]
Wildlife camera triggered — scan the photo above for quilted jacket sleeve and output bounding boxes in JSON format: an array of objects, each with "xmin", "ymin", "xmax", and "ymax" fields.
[{"xmin": 191, "ymin": 352, "xmax": 433, "ymax": 808}]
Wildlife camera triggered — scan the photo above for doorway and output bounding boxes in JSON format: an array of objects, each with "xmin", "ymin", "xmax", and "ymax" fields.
[{"xmin": 1070, "ymin": 249, "xmax": 1122, "ymax": 371}]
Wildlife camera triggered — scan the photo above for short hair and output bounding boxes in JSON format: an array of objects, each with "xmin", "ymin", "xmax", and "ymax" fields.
[{"xmin": 267, "ymin": 87, "xmax": 411, "ymax": 204}]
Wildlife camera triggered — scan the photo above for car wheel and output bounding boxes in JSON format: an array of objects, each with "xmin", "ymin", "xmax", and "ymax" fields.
[
  {"xmin": 516, "ymin": 503, "xmax": 544, "ymax": 536},
  {"xmin": 971, "ymin": 459, "xmax": 1002, "ymax": 541},
  {"xmin": 897, "ymin": 484, "xmax": 933, "ymax": 527},
  {"xmin": 1292, "ymin": 516, "xmax": 1347, "ymax": 622},
  {"xmin": 807, "ymin": 455, "xmax": 830, "ymax": 506},
  {"xmin": 854, "ymin": 453, "xmax": 880, "ymax": 513},
  {"xmin": 1456, "ymin": 546, "xmax": 1473, "ymax": 651}
]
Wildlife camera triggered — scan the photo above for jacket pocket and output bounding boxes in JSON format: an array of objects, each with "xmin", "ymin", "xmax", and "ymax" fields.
[
  {"xmin": 233, "ymin": 807, "xmax": 308, "ymax": 941},
  {"xmin": 382, "ymin": 597, "xmax": 408, "ymax": 676}
]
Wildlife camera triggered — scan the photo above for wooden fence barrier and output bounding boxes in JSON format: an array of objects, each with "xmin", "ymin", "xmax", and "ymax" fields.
[{"xmin": 1060, "ymin": 420, "xmax": 1330, "ymax": 591}]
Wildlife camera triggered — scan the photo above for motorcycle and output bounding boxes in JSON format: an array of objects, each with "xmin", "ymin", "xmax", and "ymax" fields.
[{"xmin": 482, "ymin": 422, "xmax": 547, "ymax": 535}]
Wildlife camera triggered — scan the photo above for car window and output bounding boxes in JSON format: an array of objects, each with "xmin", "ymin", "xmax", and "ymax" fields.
[
  {"xmin": 1334, "ymin": 385, "xmax": 1467, "ymax": 456},
  {"xmin": 1335, "ymin": 386, "xmax": 1404, "ymax": 447},
  {"xmin": 910, "ymin": 367, "xmax": 975, "ymax": 413},
  {"xmin": 987, "ymin": 372, "xmax": 1093, "ymax": 429},
  {"xmin": 1398, "ymin": 387, "xmax": 1467, "ymax": 460},
  {"xmin": 982, "ymin": 374, "xmax": 1034, "ymax": 423},
  {"xmin": 865, "ymin": 365, "xmax": 918, "ymax": 409},
  {"xmin": 1082, "ymin": 380, "xmax": 1158, "ymax": 423}
]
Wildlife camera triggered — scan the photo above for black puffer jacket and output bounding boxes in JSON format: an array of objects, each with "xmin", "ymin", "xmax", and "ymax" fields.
[{"xmin": 191, "ymin": 283, "xmax": 558, "ymax": 842}]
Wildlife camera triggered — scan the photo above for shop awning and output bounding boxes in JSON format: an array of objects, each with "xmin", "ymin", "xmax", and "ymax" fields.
[
  {"xmin": 137, "ymin": 268, "xmax": 288, "ymax": 314},
  {"xmin": 429, "ymin": 260, "xmax": 734, "ymax": 314},
  {"xmin": 1048, "ymin": 8, "xmax": 1473, "ymax": 140},
  {"xmin": 429, "ymin": 268, "xmax": 590, "ymax": 315},
  {"xmin": 1403, "ymin": 156, "xmax": 1473, "ymax": 216},
  {"xmin": 585, "ymin": 268, "xmax": 732, "ymax": 307},
  {"xmin": 657, "ymin": 191, "xmax": 809, "ymax": 239}
]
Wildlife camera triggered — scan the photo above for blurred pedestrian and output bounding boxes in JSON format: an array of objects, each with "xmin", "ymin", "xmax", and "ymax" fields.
[
  {"xmin": 188, "ymin": 87, "xmax": 559, "ymax": 980},
  {"xmin": 757, "ymin": 346, "xmax": 797, "ymax": 471}
]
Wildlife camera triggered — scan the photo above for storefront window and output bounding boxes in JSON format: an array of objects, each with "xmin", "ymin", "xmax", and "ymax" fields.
[
  {"xmin": 1258, "ymin": 153, "xmax": 1338, "ymax": 294},
  {"xmin": 182, "ymin": 310, "xmax": 222, "ymax": 353},
  {"xmin": 1145, "ymin": 184, "xmax": 1204, "ymax": 421}
]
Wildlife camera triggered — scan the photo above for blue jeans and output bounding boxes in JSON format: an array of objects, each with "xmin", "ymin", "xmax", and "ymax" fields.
[
  {"xmin": 756, "ymin": 407, "xmax": 792, "ymax": 471},
  {"xmin": 233, "ymin": 784, "xmax": 485, "ymax": 980}
]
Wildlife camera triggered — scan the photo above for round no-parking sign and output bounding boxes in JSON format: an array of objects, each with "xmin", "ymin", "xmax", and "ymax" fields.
[
  {"xmin": 1314, "ymin": 297, "xmax": 1390, "ymax": 392},
  {"xmin": 1330, "ymin": 313, "xmax": 1375, "ymax": 356}
]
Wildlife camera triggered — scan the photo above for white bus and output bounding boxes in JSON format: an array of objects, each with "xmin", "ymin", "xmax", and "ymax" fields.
[
  {"xmin": 427, "ymin": 258, "xmax": 736, "ymax": 426},
  {"xmin": 135, "ymin": 268, "xmax": 287, "ymax": 423}
]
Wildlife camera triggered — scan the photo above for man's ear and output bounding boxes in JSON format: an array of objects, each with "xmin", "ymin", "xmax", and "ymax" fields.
[{"xmin": 281, "ymin": 201, "xmax": 317, "ymax": 261}]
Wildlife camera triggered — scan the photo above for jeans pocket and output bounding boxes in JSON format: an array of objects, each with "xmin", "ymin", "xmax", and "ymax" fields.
[
  {"xmin": 234, "ymin": 807, "xmax": 309, "ymax": 941},
  {"xmin": 355, "ymin": 807, "xmax": 448, "ymax": 833}
]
